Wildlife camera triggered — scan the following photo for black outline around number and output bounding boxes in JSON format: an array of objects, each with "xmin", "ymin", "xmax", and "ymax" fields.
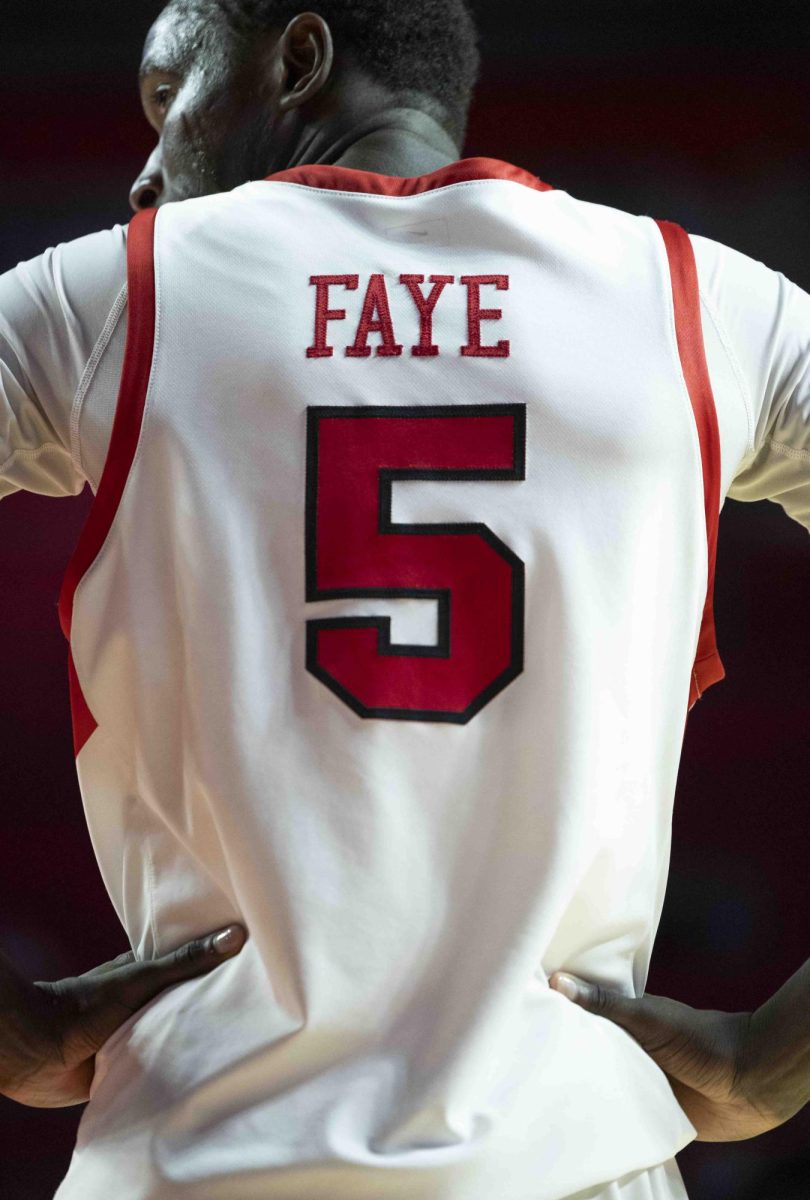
[{"xmin": 305, "ymin": 404, "xmax": 526, "ymax": 723}]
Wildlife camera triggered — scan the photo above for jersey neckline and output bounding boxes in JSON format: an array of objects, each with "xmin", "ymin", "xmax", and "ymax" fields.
[{"xmin": 261, "ymin": 156, "xmax": 554, "ymax": 197}]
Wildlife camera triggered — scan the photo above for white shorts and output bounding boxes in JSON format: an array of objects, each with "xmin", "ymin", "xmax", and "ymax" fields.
[{"xmin": 563, "ymin": 1157, "xmax": 689, "ymax": 1200}]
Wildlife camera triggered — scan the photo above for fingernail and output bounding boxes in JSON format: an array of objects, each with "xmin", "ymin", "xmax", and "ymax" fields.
[
  {"xmin": 552, "ymin": 972, "xmax": 583, "ymax": 1001},
  {"xmin": 213, "ymin": 925, "xmax": 243, "ymax": 955}
]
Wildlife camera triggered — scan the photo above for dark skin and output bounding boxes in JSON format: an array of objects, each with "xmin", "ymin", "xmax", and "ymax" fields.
[
  {"xmin": 130, "ymin": 1, "xmax": 460, "ymax": 212},
  {"xmin": 3, "ymin": 0, "xmax": 809, "ymax": 1141}
]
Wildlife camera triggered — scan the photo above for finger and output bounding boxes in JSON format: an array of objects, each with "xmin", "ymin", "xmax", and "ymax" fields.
[
  {"xmin": 550, "ymin": 971, "xmax": 638, "ymax": 1019},
  {"xmin": 93, "ymin": 924, "xmax": 248, "ymax": 1017},
  {"xmin": 155, "ymin": 925, "xmax": 248, "ymax": 983},
  {"xmin": 77, "ymin": 950, "xmax": 137, "ymax": 981},
  {"xmin": 549, "ymin": 970, "xmax": 701, "ymax": 1055},
  {"xmin": 34, "ymin": 951, "xmax": 138, "ymax": 995}
]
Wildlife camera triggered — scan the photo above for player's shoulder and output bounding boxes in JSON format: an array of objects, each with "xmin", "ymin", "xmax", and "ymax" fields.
[
  {"xmin": 0, "ymin": 222, "xmax": 128, "ymax": 353},
  {"xmin": 687, "ymin": 229, "xmax": 809, "ymax": 316},
  {"xmin": 550, "ymin": 187, "xmax": 653, "ymax": 232},
  {"xmin": 153, "ymin": 185, "xmax": 260, "ymax": 238},
  {"xmin": 529, "ymin": 185, "xmax": 670, "ymax": 278},
  {"xmin": 1, "ymin": 222, "xmax": 127, "ymax": 300},
  {"xmin": 683, "ymin": 227, "xmax": 810, "ymax": 370},
  {"xmin": 562, "ymin": 192, "xmax": 809, "ymax": 332}
]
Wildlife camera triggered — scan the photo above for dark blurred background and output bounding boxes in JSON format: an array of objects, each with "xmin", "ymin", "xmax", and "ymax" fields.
[{"xmin": 1, "ymin": 1, "xmax": 809, "ymax": 1197}]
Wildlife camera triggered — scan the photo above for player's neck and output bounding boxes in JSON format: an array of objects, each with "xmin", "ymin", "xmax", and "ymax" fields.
[{"xmin": 285, "ymin": 106, "xmax": 461, "ymax": 178}]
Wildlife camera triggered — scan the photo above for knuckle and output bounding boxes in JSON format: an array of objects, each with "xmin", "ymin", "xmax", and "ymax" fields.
[
  {"xmin": 592, "ymin": 984, "xmax": 612, "ymax": 1015},
  {"xmin": 114, "ymin": 950, "xmax": 136, "ymax": 966},
  {"xmin": 174, "ymin": 938, "xmax": 207, "ymax": 968}
]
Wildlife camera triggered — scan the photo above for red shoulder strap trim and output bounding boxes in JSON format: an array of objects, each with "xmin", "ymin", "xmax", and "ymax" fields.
[
  {"xmin": 655, "ymin": 219, "xmax": 726, "ymax": 712},
  {"xmin": 58, "ymin": 205, "xmax": 158, "ymax": 754},
  {"xmin": 263, "ymin": 156, "xmax": 554, "ymax": 197}
]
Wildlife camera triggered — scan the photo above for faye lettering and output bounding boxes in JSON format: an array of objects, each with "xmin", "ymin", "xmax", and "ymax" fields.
[{"xmin": 306, "ymin": 273, "xmax": 511, "ymax": 359}]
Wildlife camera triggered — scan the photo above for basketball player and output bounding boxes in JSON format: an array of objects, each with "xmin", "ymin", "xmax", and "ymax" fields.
[{"xmin": 0, "ymin": 1, "xmax": 808, "ymax": 1196}]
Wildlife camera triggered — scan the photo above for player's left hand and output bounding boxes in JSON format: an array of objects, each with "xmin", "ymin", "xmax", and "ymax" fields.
[
  {"xmin": 0, "ymin": 923, "xmax": 247, "ymax": 1109},
  {"xmin": 549, "ymin": 970, "xmax": 779, "ymax": 1142}
]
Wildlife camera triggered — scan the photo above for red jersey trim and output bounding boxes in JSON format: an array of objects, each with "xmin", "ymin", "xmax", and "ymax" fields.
[
  {"xmin": 263, "ymin": 156, "xmax": 554, "ymax": 196},
  {"xmin": 58, "ymin": 205, "xmax": 158, "ymax": 755},
  {"xmin": 655, "ymin": 219, "xmax": 726, "ymax": 713}
]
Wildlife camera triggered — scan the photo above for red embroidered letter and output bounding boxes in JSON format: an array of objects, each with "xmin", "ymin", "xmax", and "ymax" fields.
[
  {"xmin": 346, "ymin": 274, "xmax": 403, "ymax": 358},
  {"xmin": 400, "ymin": 274, "xmax": 454, "ymax": 357},
  {"xmin": 460, "ymin": 275, "xmax": 510, "ymax": 358},
  {"xmin": 307, "ymin": 275, "xmax": 359, "ymax": 358}
]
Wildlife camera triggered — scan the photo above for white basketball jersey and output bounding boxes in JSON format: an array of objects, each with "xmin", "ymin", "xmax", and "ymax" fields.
[{"xmin": 54, "ymin": 157, "xmax": 722, "ymax": 1199}]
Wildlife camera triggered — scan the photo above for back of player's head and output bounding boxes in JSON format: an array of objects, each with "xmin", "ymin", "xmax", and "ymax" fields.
[{"xmin": 213, "ymin": 0, "xmax": 481, "ymax": 149}]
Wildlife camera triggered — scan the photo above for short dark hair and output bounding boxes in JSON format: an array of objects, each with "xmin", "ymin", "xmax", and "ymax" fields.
[{"xmin": 214, "ymin": 0, "xmax": 481, "ymax": 148}]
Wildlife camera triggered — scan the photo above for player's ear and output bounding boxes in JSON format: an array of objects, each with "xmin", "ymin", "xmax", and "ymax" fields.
[{"xmin": 277, "ymin": 12, "xmax": 334, "ymax": 111}]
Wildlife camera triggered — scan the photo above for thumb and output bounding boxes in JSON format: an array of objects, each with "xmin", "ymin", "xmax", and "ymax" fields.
[
  {"xmin": 550, "ymin": 970, "xmax": 644, "ymax": 1027},
  {"xmin": 549, "ymin": 970, "xmax": 707, "ymax": 1070}
]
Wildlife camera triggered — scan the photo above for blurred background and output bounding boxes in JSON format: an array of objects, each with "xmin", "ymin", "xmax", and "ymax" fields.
[{"xmin": 1, "ymin": 0, "xmax": 809, "ymax": 1196}]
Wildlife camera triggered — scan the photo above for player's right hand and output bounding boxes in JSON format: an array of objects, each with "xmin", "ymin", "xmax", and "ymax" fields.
[
  {"xmin": 549, "ymin": 970, "xmax": 781, "ymax": 1142},
  {"xmin": 0, "ymin": 923, "xmax": 247, "ymax": 1109}
]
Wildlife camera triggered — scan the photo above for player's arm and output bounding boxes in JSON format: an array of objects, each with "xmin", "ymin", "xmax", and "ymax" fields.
[
  {"xmin": 0, "ymin": 924, "xmax": 247, "ymax": 1108},
  {"xmin": 695, "ymin": 233, "xmax": 810, "ymax": 529},
  {"xmin": 0, "ymin": 225, "xmax": 127, "ymax": 503},
  {"xmin": 743, "ymin": 957, "xmax": 810, "ymax": 1129}
]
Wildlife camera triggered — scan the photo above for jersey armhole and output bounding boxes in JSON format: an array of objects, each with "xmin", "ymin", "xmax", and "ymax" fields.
[
  {"xmin": 57, "ymin": 205, "xmax": 158, "ymax": 756},
  {"xmin": 654, "ymin": 218, "xmax": 726, "ymax": 714}
]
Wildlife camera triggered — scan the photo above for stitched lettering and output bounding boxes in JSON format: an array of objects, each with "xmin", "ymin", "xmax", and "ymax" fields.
[
  {"xmin": 460, "ymin": 275, "xmax": 510, "ymax": 358},
  {"xmin": 346, "ymin": 274, "xmax": 404, "ymax": 358},
  {"xmin": 305, "ymin": 273, "xmax": 511, "ymax": 358},
  {"xmin": 399, "ymin": 274, "xmax": 455, "ymax": 357},
  {"xmin": 307, "ymin": 275, "xmax": 360, "ymax": 358}
]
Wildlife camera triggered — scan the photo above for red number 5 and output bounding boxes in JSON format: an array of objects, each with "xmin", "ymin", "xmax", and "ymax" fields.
[{"xmin": 305, "ymin": 404, "xmax": 526, "ymax": 723}]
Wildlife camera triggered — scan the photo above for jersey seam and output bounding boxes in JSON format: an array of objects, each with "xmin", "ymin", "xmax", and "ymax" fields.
[
  {"xmin": 260, "ymin": 177, "xmax": 550, "ymax": 202},
  {"xmin": 0, "ymin": 440, "xmax": 70, "ymax": 472},
  {"xmin": 697, "ymin": 281, "xmax": 755, "ymax": 465},
  {"xmin": 70, "ymin": 281, "xmax": 128, "ymax": 487},
  {"xmin": 763, "ymin": 436, "xmax": 810, "ymax": 463}
]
